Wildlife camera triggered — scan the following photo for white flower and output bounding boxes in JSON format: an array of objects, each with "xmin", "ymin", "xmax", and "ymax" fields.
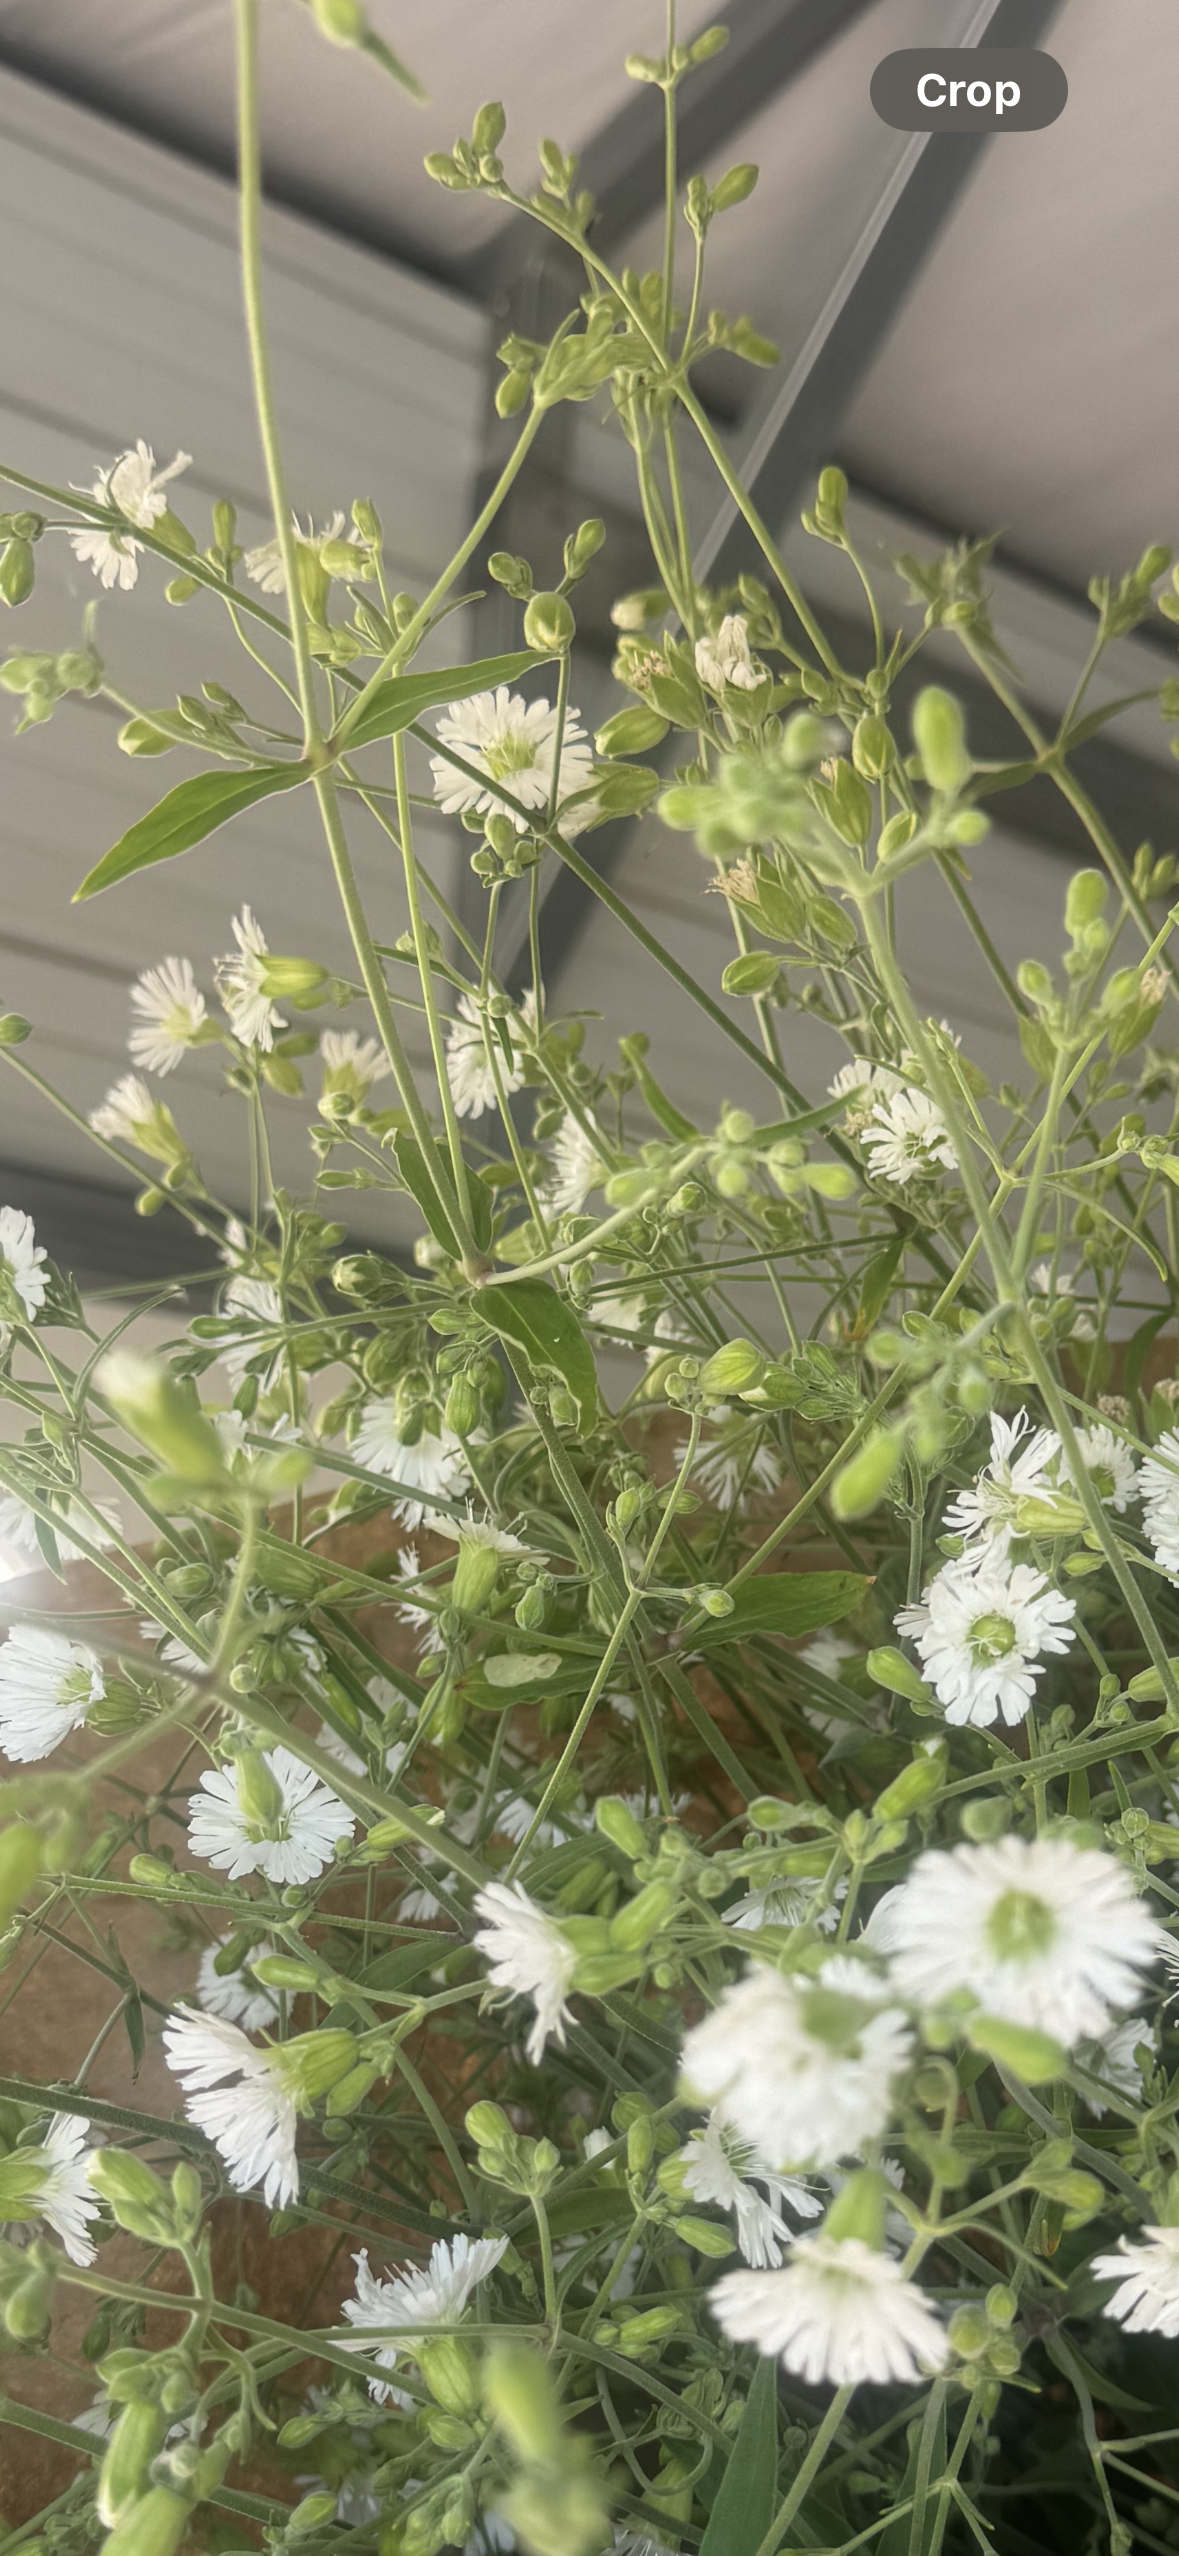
[
  {"xmin": 140, "ymin": 1618, "xmax": 208, "ymax": 1676},
  {"xmin": 196, "ymin": 1937, "xmax": 281, "ymax": 2033},
  {"xmin": 342, "ymin": 2235, "xmax": 509, "ymax": 2399},
  {"xmin": 0, "ymin": 1492, "xmax": 116, "ymax": 1574},
  {"xmin": 0, "ymin": 1623, "xmax": 105, "ymax": 1762},
  {"xmin": 216, "ymin": 907, "xmax": 287, "ymax": 1050},
  {"xmin": 244, "ymin": 511, "xmax": 358, "ymax": 594},
  {"xmin": 0, "ymin": 1207, "xmax": 48, "ymax": 1327},
  {"xmin": 828, "ymin": 1058, "xmax": 904, "ymax": 1134},
  {"xmin": 711, "ymin": 2238, "xmax": 947, "ymax": 2385},
  {"xmin": 884, "ymin": 1833, "xmax": 1161, "ymax": 2046},
  {"xmin": 219, "ymin": 1271, "xmax": 285, "ymax": 1384},
  {"xmin": 0, "ymin": 2114, "xmax": 101, "ymax": 2265},
  {"xmin": 128, "ymin": 957, "xmax": 208, "ymax": 1075},
  {"xmin": 682, "ymin": 1408, "xmax": 782, "ymax": 1510},
  {"xmin": 541, "ymin": 1115, "xmax": 602, "ymax": 1216},
  {"xmin": 725, "ymin": 1877, "xmax": 842, "ymax": 1935},
  {"xmin": 393, "ymin": 1546, "xmax": 434, "ymax": 1651},
  {"xmin": 1092, "ymin": 2225, "xmax": 1179, "ymax": 2335},
  {"xmin": 861, "ymin": 1086, "xmax": 957, "ymax": 1185},
  {"xmin": 473, "ymin": 1881, "xmax": 577, "ymax": 2066},
  {"xmin": 680, "ymin": 1967, "xmax": 913, "ymax": 2171},
  {"xmin": 444, "ymin": 989, "xmax": 537, "ymax": 1120},
  {"xmin": 1076, "ymin": 2016, "xmax": 1153, "ymax": 2117},
  {"xmin": 319, "ymin": 1029, "xmax": 389, "ymax": 1106},
  {"xmin": 1141, "ymin": 1430, "xmax": 1179, "ymax": 1573},
  {"xmin": 1031, "ymin": 1261, "xmax": 1074, "ymax": 1297},
  {"xmin": 430, "ymin": 688, "xmax": 595, "ymax": 835},
  {"xmin": 802, "ymin": 1630, "xmax": 857, "ymax": 1682},
  {"xmin": 1062, "ymin": 1422, "xmax": 1139, "ymax": 1514},
  {"xmin": 69, "ymin": 442, "xmax": 190, "ymax": 588},
  {"xmin": 351, "ymin": 1405, "xmax": 471, "ymax": 1530},
  {"xmin": 163, "ymin": 2005, "xmax": 299, "ymax": 2208},
  {"xmin": 681, "ymin": 2114, "xmax": 820, "ymax": 2266},
  {"xmin": 895, "ymin": 1550, "xmax": 1074, "ymax": 1730},
  {"xmin": 187, "ymin": 1744, "xmax": 354, "ymax": 1885},
  {"xmin": 89, "ymin": 1074, "xmax": 158, "ymax": 1147},
  {"xmin": 695, "ymin": 614, "xmax": 764, "ymax": 692},
  {"xmin": 942, "ymin": 1408, "xmax": 1062, "ymax": 1551}
]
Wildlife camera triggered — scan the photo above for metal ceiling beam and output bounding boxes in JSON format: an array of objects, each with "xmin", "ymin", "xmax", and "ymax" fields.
[
  {"xmin": 520, "ymin": 0, "xmax": 1072, "ymax": 992},
  {"xmin": 463, "ymin": 0, "xmax": 882, "ymax": 303}
]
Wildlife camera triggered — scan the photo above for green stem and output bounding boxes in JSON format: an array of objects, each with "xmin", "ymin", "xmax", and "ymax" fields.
[
  {"xmin": 392, "ymin": 728, "xmax": 480, "ymax": 1257},
  {"xmin": 753, "ymin": 2385, "xmax": 855, "ymax": 2556}
]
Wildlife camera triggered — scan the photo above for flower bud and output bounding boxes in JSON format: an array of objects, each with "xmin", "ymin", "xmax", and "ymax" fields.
[
  {"xmin": 89, "ymin": 2151, "xmax": 173, "ymax": 2242},
  {"xmin": 249, "ymin": 1955, "xmax": 321, "ymax": 1993},
  {"xmin": 310, "ymin": 0, "xmax": 366, "ymax": 42},
  {"xmin": 564, "ymin": 517, "xmax": 605, "ymax": 578},
  {"xmin": 466, "ymin": 2100, "xmax": 512, "ymax": 2151},
  {"xmin": 170, "ymin": 2164, "xmax": 203, "ymax": 2231},
  {"xmin": 609, "ymin": 1876, "xmax": 677, "ymax": 1950},
  {"xmin": 851, "ymin": 714, "xmax": 894, "ymax": 779},
  {"xmin": 485, "ymin": 2345, "xmax": 561, "ymax": 2467},
  {"xmin": 0, "ymin": 1823, "xmax": 43, "ymax": 1930},
  {"xmin": 257, "ymin": 955, "xmax": 330, "ymax": 1004},
  {"xmin": 595, "ymin": 704, "xmax": 669, "ymax": 757},
  {"xmin": 822, "ymin": 759, "xmax": 873, "ymax": 846},
  {"xmin": 986, "ymin": 2283, "xmax": 1017, "ymax": 2328},
  {"xmin": 98, "ymin": 1352, "xmax": 226, "ymax": 1487},
  {"xmin": 829, "ymin": 1426, "xmax": 904, "ymax": 1521},
  {"xmin": 872, "ymin": 1745, "xmax": 946, "ymax": 1823},
  {"xmin": 813, "ymin": 466, "xmax": 848, "ymax": 533},
  {"xmin": 959, "ymin": 1796, "xmax": 1010, "ymax": 1843},
  {"xmin": 594, "ymin": 1796, "xmax": 647, "ymax": 1861},
  {"xmin": 0, "ymin": 538, "xmax": 35, "ymax": 605},
  {"xmin": 419, "ymin": 2334, "xmax": 482, "ymax": 2416},
  {"xmin": 0, "ymin": 1011, "xmax": 30, "ymax": 1045},
  {"xmin": 99, "ymin": 2401, "xmax": 168, "ymax": 2526},
  {"xmin": 948, "ymin": 2306, "xmax": 990, "ymax": 2358},
  {"xmin": 3, "ymin": 2267, "xmax": 54, "ymax": 2338},
  {"xmin": 966, "ymin": 2013, "xmax": 1065, "ymax": 2084},
  {"xmin": 101, "ymin": 2487, "xmax": 190, "ymax": 2556},
  {"xmin": 878, "ymin": 810, "xmax": 918, "ymax": 861},
  {"xmin": 452, "ymin": 1533, "xmax": 502, "ymax": 1615},
  {"xmin": 823, "ymin": 2167, "xmax": 889, "ymax": 2249},
  {"xmin": 912, "ymin": 686, "xmax": 971, "ymax": 794},
  {"xmin": 234, "ymin": 1750, "xmax": 286, "ymax": 1830},
  {"xmin": 287, "ymin": 2494, "xmax": 338, "ymax": 2537},
  {"xmin": 697, "ymin": 1585, "xmax": 735, "ymax": 1617},
  {"xmin": 280, "ymin": 2028, "xmax": 359, "ymax": 2101},
  {"xmin": 698, "ymin": 1338, "xmax": 763, "ymax": 1396},
  {"xmin": 713, "ymin": 159, "xmax": 758, "ymax": 210},
  {"xmin": 523, "ymin": 592, "xmax": 575, "ymax": 653}
]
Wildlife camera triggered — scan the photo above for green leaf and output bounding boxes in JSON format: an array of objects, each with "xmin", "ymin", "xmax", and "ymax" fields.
[
  {"xmin": 477, "ymin": 1277, "xmax": 599, "ymax": 1433},
  {"xmin": 852, "ymin": 1237, "xmax": 905, "ymax": 1339},
  {"xmin": 341, "ymin": 650, "xmax": 552, "ymax": 753},
  {"xmin": 698, "ymin": 2354, "xmax": 777, "ymax": 2556},
  {"xmin": 392, "ymin": 1132, "xmax": 491, "ymax": 1257},
  {"xmin": 878, "ymin": 2391, "xmax": 945, "ymax": 2556},
  {"xmin": 1125, "ymin": 1306, "xmax": 1172, "ymax": 1407},
  {"xmin": 75, "ymin": 764, "xmax": 307, "ymax": 899},
  {"xmin": 358, "ymin": 1941, "xmax": 452, "ymax": 1995},
  {"xmin": 619, "ymin": 1033, "xmax": 698, "ymax": 1141},
  {"xmin": 695, "ymin": 1570, "xmax": 868, "ymax": 1647}
]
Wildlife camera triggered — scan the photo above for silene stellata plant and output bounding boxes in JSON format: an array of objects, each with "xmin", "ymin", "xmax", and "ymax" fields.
[{"xmin": 7, "ymin": 8, "xmax": 1179, "ymax": 2556}]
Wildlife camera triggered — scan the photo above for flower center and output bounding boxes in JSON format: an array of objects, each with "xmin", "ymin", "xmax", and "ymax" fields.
[
  {"xmin": 986, "ymin": 1887, "xmax": 1056, "ymax": 1963},
  {"xmin": 483, "ymin": 730, "xmax": 539, "ymax": 780},
  {"xmin": 968, "ymin": 1610, "xmax": 1017, "ymax": 1665}
]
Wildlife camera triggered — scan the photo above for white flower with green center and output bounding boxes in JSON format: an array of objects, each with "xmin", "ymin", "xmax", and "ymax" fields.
[
  {"xmin": 1140, "ymin": 1429, "xmax": 1179, "ymax": 1573},
  {"xmin": 680, "ymin": 1407, "xmax": 782, "ymax": 1510},
  {"xmin": 680, "ymin": 1966, "xmax": 913, "ymax": 2171},
  {"xmin": 724, "ymin": 1875, "xmax": 843, "ymax": 1935},
  {"xmin": 89, "ymin": 1073, "xmax": 184, "ymax": 1164},
  {"xmin": 0, "ymin": 1491, "xmax": 116, "ymax": 1573},
  {"xmin": 1092, "ymin": 2225, "xmax": 1179, "ymax": 2335},
  {"xmin": 0, "ymin": 2113, "xmax": 100, "ymax": 2264},
  {"xmin": 694, "ymin": 614, "xmax": 764, "ymax": 693},
  {"xmin": 860, "ymin": 1086, "xmax": 957, "ymax": 1185},
  {"xmin": 351, "ymin": 1404, "xmax": 471, "ymax": 1530},
  {"xmin": 680, "ymin": 2113, "xmax": 820, "ymax": 2266},
  {"xmin": 196, "ymin": 1935, "xmax": 281, "ymax": 2033},
  {"xmin": 710, "ymin": 2236, "xmax": 947, "ymax": 2385},
  {"xmin": 430, "ymin": 687, "xmax": 595, "ymax": 834},
  {"xmin": 69, "ymin": 442, "xmax": 190, "ymax": 589},
  {"xmin": 942, "ymin": 1407, "xmax": 1062, "ymax": 1550},
  {"xmin": 215, "ymin": 906, "xmax": 287, "ymax": 1050},
  {"xmin": 828, "ymin": 1058, "xmax": 905, "ymax": 1136},
  {"xmin": 319, "ymin": 1028, "xmax": 389, "ymax": 1108},
  {"xmin": 895, "ymin": 1549, "xmax": 1074, "ymax": 1730},
  {"xmin": 0, "ymin": 1623, "xmax": 105, "ymax": 1761},
  {"xmin": 342, "ymin": 2235, "xmax": 509, "ymax": 2400},
  {"xmin": 444, "ymin": 988, "xmax": 538, "ymax": 1120},
  {"xmin": 127, "ymin": 955, "xmax": 208, "ymax": 1075},
  {"xmin": 1061, "ymin": 1421, "xmax": 1139, "ymax": 1514},
  {"xmin": 473, "ymin": 1881, "xmax": 578, "ymax": 2066},
  {"xmin": 187, "ymin": 1744, "xmax": 354, "ymax": 1886},
  {"xmin": 884, "ymin": 1833, "xmax": 1161, "ymax": 2045}
]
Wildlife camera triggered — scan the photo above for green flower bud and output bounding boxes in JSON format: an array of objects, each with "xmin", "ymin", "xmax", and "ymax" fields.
[
  {"xmin": 419, "ymin": 2334, "xmax": 482, "ymax": 2417},
  {"xmin": 0, "ymin": 1011, "xmax": 30, "ymax": 1045},
  {"xmin": 594, "ymin": 1796, "xmax": 647, "ymax": 1862},
  {"xmin": 712, "ymin": 160, "xmax": 758, "ymax": 210},
  {"xmin": 466, "ymin": 2100, "xmax": 512, "ymax": 2150},
  {"xmin": 614, "ymin": 2304, "xmax": 683, "ymax": 2353},
  {"xmin": 310, "ymin": 0, "xmax": 366, "ymax": 43},
  {"xmin": 0, "ymin": 539, "xmax": 35, "ymax": 606},
  {"xmin": 523, "ymin": 590, "xmax": 576, "ymax": 653},
  {"xmin": 452, "ymin": 1532, "xmax": 503, "ymax": 1615},
  {"xmin": 287, "ymin": 2493, "xmax": 338, "ymax": 2537},
  {"xmin": 967, "ymin": 2013, "xmax": 1065, "ymax": 2084},
  {"xmin": 627, "ymin": 2113, "xmax": 654, "ymax": 2174},
  {"xmin": 721, "ymin": 952, "xmax": 780, "ymax": 997},
  {"xmin": 1065, "ymin": 868, "xmax": 1108, "ymax": 937},
  {"xmin": 3, "ymin": 2267, "xmax": 54, "ymax": 2338},
  {"xmin": 234, "ymin": 1749, "xmax": 286, "ymax": 1829},
  {"xmin": 170, "ymin": 2164, "xmax": 203, "ymax": 2231},
  {"xmin": 595, "ymin": 705, "xmax": 669, "ymax": 757},
  {"xmin": 986, "ymin": 2282, "xmax": 1017, "ymax": 2328},
  {"xmin": 128, "ymin": 1855, "xmax": 177, "ymax": 1891},
  {"xmin": 444, "ymin": 1373, "xmax": 480, "ymax": 1437},
  {"xmin": 0, "ymin": 1823, "xmax": 44, "ymax": 1930},
  {"xmin": 89, "ymin": 2151, "xmax": 173, "ymax": 2243},
  {"xmin": 851, "ymin": 714, "xmax": 895, "ymax": 779},
  {"xmin": 101, "ymin": 2487, "xmax": 190, "ymax": 2556},
  {"xmin": 485, "ymin": 2345, "xmax": 562, "ymax": 2467},
  {"xmin": 698, "ymin": 1338, "xmax": 763, "ymax": 1396},
  {"xmin": 912, "ymin": 686, "xmax": 971, "ymax": 794},
  {"xmin": 249, "ymin": 1955, "xmax": 321, "ymax": 1993},
  {"xmin": 98, "ymin": 1352, "xmax": 226, "ymax": 1487},
  {"xmin": 822, "ymin": 759, "xmax": 873, "ymax": 846},
  {"xmin": 878, "ymin": 809, "xmax": 918, "ymax": 861},
  {"xmin": 948, "ymin": 2306, "xmax": 990, "ymax": 2358},
  {"xmin": 257, "ymin": 955, "xmax": 330, "ymax": 1004},
  {"xmin": 872, "ymin": 1745, "xmax": 946, "ymax": 1823},
  {"xmin": 823, "ymin": 2167, "xmax": 889, "ymax": 2249},
  {"xmin": 830, "ymin": 1426, "xmax": 904, "ymax": 1521},
  {"xmin": 279, "ymin": 2028, "xmax": 359, "ymax": 2101},
  {"xmin": 609, "ymin": 1876, "xmax": 677, "ymax": 1951},
  {"xmin": 697, "ymin": 1585, "xmax": 734, "ymax": 1616},
  {"xmin": 677, "ymin": 2214, "xmax": 736, "ymax": 2257},
  {"xmin": 98, "ymin": 2401, "xmax": 168, "ymax": 2526},
  {"xmin": 959, "ymin": 1796, "xmax": 1011, "ymax": 1843},
  {"xmin": 564, "ymin": 517, "xmax": 605, "ymax": 578}
]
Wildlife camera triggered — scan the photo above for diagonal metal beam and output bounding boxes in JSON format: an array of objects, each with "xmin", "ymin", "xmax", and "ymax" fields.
[
  {"xmin": 521, "ymin": 0, "xmax": 1069, "ymax": 991},
  {"xmin": 463, "ymin": 0, "xmax": 883, "ymax": 304}
]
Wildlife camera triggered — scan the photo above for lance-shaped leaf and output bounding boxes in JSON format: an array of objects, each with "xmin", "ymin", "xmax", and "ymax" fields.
[
  {"xmin": 338, "ymin": 649, "xmax": 552, "ymax": 753},
  {"xmin": 477, "ymin": 1277, "xmax": 598, "ymax": 1433},
  {"xmin": 76, "ymin": 764, "xmax": 307, "ymax": 899},
  {"xmin": 695, "ymin": 1569, "xmax": 868, "ymax": 1647},
  {"xmin": 698, "ymin": 2354, "xmax": 777, "ymax": 2556}
]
